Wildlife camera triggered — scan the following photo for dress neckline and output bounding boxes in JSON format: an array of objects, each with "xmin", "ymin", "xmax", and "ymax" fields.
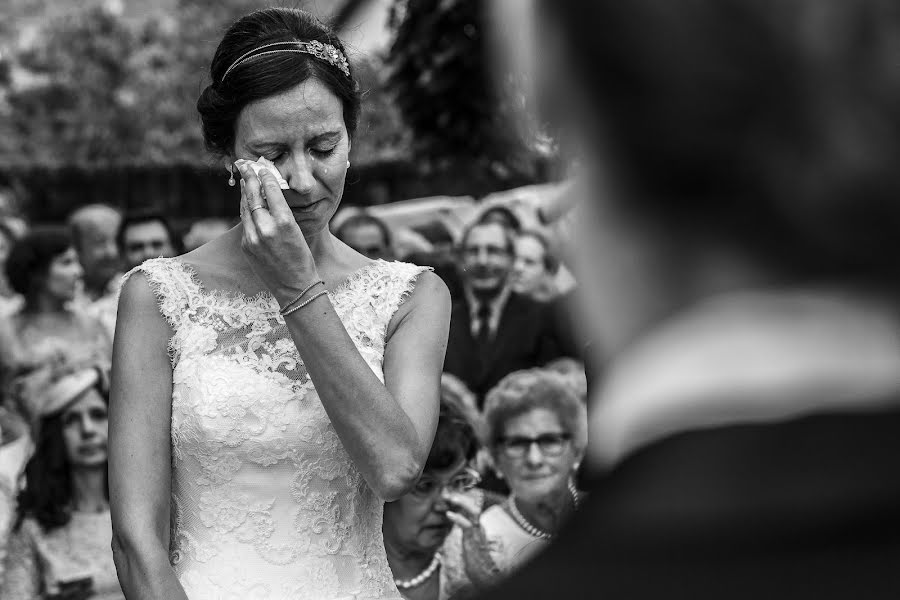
[{"xmin": 167, "ymin": 256, "xmax": 386, "ymax": 311}]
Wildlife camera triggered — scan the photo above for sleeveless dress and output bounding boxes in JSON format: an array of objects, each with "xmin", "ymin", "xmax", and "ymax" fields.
[{"xmin": 125, "ymin": 257, "xmax": 431, "ymax": 600}]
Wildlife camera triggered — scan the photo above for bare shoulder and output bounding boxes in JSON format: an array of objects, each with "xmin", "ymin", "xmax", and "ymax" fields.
[
  {"xmin": 116, "ymin": 271, "xmax": 174, "ymax": 342},
  {"xmin": 387, "ymin": 269, "xmax": 451, "ymax": 337},
  {"xmin": 119, "ymin": 270, "xmax": 159, "ymax": 313},
  {"xmin": 401, "ymin": 269, "xmax": 451, "ymax": 313}
]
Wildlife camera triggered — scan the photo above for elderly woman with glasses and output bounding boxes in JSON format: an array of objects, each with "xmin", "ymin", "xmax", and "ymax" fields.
[
  {"xmin": 383, "ymin": 384, "xmax": 505, "ymax": 600},
  {"xmin": 476, "ymin": 368, "xmax": 586, "ymax": 575}
]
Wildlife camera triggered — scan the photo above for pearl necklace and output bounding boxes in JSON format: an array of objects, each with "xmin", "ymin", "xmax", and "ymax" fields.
[
  {"xmin": 508, "ymin": 480, "xmax": 580, "ymax": 541},
  {"xmin": 394, "ymin": 553, "xmax": 441, "ymax": 590}
]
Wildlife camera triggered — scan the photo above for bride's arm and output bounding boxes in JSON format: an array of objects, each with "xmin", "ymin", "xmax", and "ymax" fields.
[
  {"xmin": 238, "ymin": 166, "xmax": 452, "ymax": 501},
  {"xmin": 283, "ymin": 269, "xmax": 450, "ymax": 501},
  {"xmin": 108, "ymin": 273, "xmax": 189, "ymax": 599}
]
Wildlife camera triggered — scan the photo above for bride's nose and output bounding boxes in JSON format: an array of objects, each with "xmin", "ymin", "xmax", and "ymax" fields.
[{"xmin": 282, "ymin": 153, "xmax": 316, "ymax": 196}]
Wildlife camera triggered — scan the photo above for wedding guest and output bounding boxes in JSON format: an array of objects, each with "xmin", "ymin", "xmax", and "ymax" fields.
[
  {"xmin": 443, "ymin": 221, "xmax": 577, "ymax": 405},
  {"xmin": 117, "ymin": 212, "xmax": 179, "ymax": 271},
  {"xmin": 383, "ymin": 389, "xmax": 494, "ymax": 600},
  {"xmin": 476, "ymin": 369, "xmax": 585, "ymax": 574},
  {"xmin": 67, "ymin": 205, "xmax": 122, "ymax": 303},
  {"xmin": 4, "ymin": 228, "xmax": 111, "ymax": 377},
  {"xmin": 511, "ymin": 230, "xmax": 560, "ymax": 301},
  {"xmin": 334, "ymin": 212, "xmax": 395, "ymax": 261},
  {"xmin": 477, "ymin": 206, "xmax": 521, "ymax": 235},
  {"xmin": 182, "ymin": 218, "xmax": 232, "ymax": 252},
  {"xmin": 0, "ymin": 365, "xmax": 124, "ymax": 599}
]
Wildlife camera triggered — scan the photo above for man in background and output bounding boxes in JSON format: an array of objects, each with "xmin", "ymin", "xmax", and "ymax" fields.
[
  {"xmin": 67, "ymin": 204, "xmax": 122, "ymax": 302},
  {"xmin": 443, "ymin": 220, "xmax": 578, "ymax": 407},
  {"xmin": 117, "ymin": 212, "xmax": 179, "ymax": 271},
  {"xmin": 333, "ymin": 212, "xmax": 395, "ymax": 261}
]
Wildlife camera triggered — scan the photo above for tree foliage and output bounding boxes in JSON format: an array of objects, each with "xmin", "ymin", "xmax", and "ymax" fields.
[
  {"xmin": 384, "ymin": 0, "xmax": 551, "ymax": 183},
  {"xmin": 0, "ymin": 1, "xmax": 407, "ymax": 169}
]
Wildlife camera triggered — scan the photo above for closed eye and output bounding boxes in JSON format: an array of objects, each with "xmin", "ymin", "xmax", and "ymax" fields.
[{"xmin": 310, "ymin": 145, "xmax": 337, "ymax": 157}]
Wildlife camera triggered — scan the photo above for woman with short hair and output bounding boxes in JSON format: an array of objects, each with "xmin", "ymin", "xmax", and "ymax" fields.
[{"xmin": 476, "ymin": 369, "xmax": 586, "ymax": 574}]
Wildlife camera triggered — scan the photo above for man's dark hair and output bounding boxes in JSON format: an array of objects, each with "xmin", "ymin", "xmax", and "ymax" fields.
[
  {"xmin": 116, "ymin": 211, "xmax": 180, "ymax": 254},
  {"xmin": 333, "ymin": 212, "xmax": 393, "ymax": 248}
]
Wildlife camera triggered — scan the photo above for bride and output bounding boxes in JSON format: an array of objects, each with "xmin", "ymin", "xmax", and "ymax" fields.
[{"xmin": 108, "ymin": 8, "xmax": 451, "ymax": 599}]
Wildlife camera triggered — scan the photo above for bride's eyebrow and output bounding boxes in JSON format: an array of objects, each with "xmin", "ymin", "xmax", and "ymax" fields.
[
  {"xmin": 309, "ymin": 131, "xmax": 342, "ymax": 144},
  {"xmin": 245, "ymin": 140, "xmax": 285, "ymax": 153}
]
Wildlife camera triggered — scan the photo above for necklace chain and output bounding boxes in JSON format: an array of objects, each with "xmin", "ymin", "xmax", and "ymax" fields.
[
  {"xmin": 509, "ymin": 480, "xmax": 580, "ymax": 541},
  {"xmin": 394, "ymin": 553, "xmax": 441, "ymax": 590}
]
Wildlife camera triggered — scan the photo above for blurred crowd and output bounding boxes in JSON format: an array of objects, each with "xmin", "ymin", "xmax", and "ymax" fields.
[{"xmin": 0, "ymin": 193, "xmax": 588, "ymax": 598}]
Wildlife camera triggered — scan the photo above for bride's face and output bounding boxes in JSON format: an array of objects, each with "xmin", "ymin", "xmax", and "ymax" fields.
[{"xmin": 232, "ymin": 77, "xmax": 351, "ymax": 236}]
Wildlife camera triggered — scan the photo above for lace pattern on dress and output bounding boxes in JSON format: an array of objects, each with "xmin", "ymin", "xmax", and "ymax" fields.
[{"xmin": 127, "ymin": 257, "xmax": 430, "ymax": 600}]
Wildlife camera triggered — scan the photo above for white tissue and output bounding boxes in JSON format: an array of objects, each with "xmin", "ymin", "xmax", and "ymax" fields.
[{"xmin": 240, "ymin": 156, "xmax": 290, "ymax": 190}]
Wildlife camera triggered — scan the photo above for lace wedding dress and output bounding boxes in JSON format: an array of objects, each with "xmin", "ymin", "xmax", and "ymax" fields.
[{"xmin": 125, "ymin": 257, "xmax": 430, "ymax": 600}]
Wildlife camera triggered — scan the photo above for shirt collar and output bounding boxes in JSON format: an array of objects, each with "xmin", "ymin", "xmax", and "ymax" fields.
[{"xmin": 465, "ymin": 284, "xmax": 512, "ymax": 337}]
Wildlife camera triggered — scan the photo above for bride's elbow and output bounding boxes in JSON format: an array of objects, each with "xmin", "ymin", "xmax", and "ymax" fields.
[{"xmin": 372, "ymin": 455, "xmax": 424, "ymax": 502}]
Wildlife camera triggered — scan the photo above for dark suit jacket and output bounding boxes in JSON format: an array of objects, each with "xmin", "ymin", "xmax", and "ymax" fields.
[
  {"xmin": 480, "ymin": 406, "xmax": 900, "ymax": 599},
  {"xmin": 443, "ymin": 292, "xmax": 577, "ymax": 406}
]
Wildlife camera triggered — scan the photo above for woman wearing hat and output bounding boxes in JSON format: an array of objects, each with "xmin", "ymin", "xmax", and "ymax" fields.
[{"xmin": 0, "ymin": 366, "xmax": 123, "ymax": 599}]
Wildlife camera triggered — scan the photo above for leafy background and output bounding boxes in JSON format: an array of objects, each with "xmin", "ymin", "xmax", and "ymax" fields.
[{"xmin": 0, "ymin": 0, "xmax": 555, "ymax": 219}]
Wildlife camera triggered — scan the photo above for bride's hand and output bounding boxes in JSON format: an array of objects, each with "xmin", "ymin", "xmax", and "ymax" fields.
[{"xmin": 236, "ymin": 161, "xmax": 320, "ymax": 304}]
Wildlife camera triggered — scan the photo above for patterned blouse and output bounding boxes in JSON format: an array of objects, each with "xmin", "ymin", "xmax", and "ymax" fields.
[{"xmin": 0, "ymin": 510, "xmax": 124, "ymax": 599}]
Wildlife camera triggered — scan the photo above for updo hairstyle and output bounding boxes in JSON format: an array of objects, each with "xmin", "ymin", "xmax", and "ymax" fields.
[{"xmin": 197, "ymin": 8, "xmax": 361, "ymax": 157}]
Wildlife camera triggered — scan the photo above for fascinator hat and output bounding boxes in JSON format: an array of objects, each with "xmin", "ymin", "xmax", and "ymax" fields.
[
  {"xmin": 13, "ymin": 360, "xmax": 109, "ymax": 424},
  {"xmin": 39, "ymin": 368, "xmax": 104, "ymax": 417}
]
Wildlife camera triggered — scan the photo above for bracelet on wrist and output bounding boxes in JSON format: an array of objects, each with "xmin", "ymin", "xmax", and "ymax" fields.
[
  {"xmin": 279, "ymin": 279, "xmax": 324, "ymax": 315},
  {"xmin": 281, "ymin": 289, "xmax": 328, "ymax": 317}
]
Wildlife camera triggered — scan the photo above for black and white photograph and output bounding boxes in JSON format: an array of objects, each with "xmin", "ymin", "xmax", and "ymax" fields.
[{"xmin": 1, "ymin": 1, "xmax": 900, "ymax": 598}]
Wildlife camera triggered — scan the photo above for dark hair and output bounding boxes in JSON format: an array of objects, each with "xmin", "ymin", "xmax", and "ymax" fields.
[
  {"xmin": 116, "ymin": 211, "xmax": 180, "ymax": 254},
  {"xmin": 458, "ymin": 219, "xmax": 515, "ymax": 256},
  {"xmin": 477, "ymin": 206, "xmax": 522, "ymax": 234},
  {"xmin": 197, "ymin": 8, "xmax": 361, "ymax": 157},
  {"xmin": 425, "ymin": 384, "xmax": 480, "ymax": 472},
  {"xmin": 334, "ymin": 212, "xmax": 393, "ymax": 248},
  {"xmin": 15, "ymin": 379, "xmax": 109, "ymax": 532},
  {"xmin": 516, "ymin": 229, "xmax": 559, "ymax": 275},
  {"xmin": 543, "ymin": 0, "xmax": 900, "ymax": 279},
  {"xmin": 4, "ymin": 226, "xmax": 73, "ymax": 298}
]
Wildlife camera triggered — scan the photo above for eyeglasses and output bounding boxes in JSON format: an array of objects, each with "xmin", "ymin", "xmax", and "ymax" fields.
[
  {"xmin": 410, "ymin": 467, "xmax": 482, "ymax": 498},
  {"xmin": 496, "ymin": 433, "xmax": 572, "ymax": 459}
]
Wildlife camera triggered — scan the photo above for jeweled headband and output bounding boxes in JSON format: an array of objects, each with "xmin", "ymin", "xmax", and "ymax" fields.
[{"xmin": 221, "ymin": 40, "xmax": 350, "ymax": 82}]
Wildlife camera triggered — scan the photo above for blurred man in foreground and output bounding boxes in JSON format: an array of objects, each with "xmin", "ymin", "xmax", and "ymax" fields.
[{"xmin": 482, "ymin": 0, "xmax": 900, "ymax": 597}]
